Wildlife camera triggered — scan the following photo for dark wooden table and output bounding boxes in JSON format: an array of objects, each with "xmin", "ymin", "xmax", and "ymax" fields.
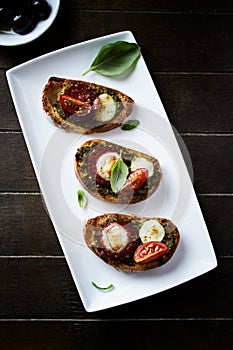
[{"xmin": 1, "ymin": 1, "xmax": 233, "ymax": 349}]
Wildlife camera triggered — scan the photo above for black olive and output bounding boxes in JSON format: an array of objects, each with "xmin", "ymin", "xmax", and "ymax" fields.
[
  {"xmin": 12, "ymin": 13, "xmax": 36, "ymax": 35},
  {"xmin": 0, "ymin": 0, "xmax": 52, "ymax": 35},
  {"xmin": 0, "ymin": 7, "xmax": 15, "ymax": 25},
  {"xmin": 31, "ymin": 0, "xmax": 51, "ymax": 20}
]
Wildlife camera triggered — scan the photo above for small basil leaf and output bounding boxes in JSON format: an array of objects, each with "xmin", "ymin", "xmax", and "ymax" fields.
[
  {"xmin": 77, "ymin": 190, "xmax": 87, "ymax": 208},
  {"xmin": 110, "ymin": 156, "xmax": 129, "ymax": 193},
  {"xmin": 91, "ymin": 281, "xmax": 114, "ymax": 291},
  {"xmin": 121, "ymin": 119, "xmax": 140, "ymax": 130},
  {"xmin": 83, "ymin": 41, "xmax": 141, "ymax": 76}
]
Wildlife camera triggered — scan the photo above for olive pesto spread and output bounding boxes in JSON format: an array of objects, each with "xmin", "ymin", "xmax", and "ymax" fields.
[
  {"xmin": 84, "ymin": 214, "xmax": 180, "ymax": 271},
  {"xmin": 54, "ymin": 83, "xmax": 123, "ymax": 130},
  {"xmin": 75, "ymin": 139, "xmax": 162, "ymax": 204}
]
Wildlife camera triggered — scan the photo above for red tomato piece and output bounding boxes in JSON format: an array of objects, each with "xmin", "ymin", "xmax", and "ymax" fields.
[
  {"xmin": 134, "ymin": 241, "xmax": 168, "ymax": 264},
  {"xmin": 128, "ymin": 168, "xmax": 148, "ymax": 189},
  {"xmin": 121, "ymin": 168, "xmax": 148, "ymax": 193},
  {"xmin": 60, "ymin": 94, "xmax": 91, "ymax": 115},
  {"xmin": 65, "ymin": 84, "xmax": 98, "ymax": 104}
]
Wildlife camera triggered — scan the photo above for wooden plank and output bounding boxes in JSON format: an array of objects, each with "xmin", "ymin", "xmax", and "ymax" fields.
[
  {"xmin": 68, "ymin": 0, "xmax": 233, "ymax": 12},
  {"xmin": 181, "ymin": 135, "xmax": 233, "ymax": 193},
  {"xmin": 2, "ymin": 70, "xmax": 233, "ymax": 133},
  {"xmin": 0, "ymin": 258, "xmax": 231, "ymax": 319},
  {"xmin": 0, "ymin": 321, "xmax": 69, "ymax": 350},
  {"xmin": 152, "ymin": 73, "xmax": 233, "ymax": 133},
  {"xmin": 198, "ymin": 195, "xmax": 233, "ymax": 257},
  {"xmin": 0, "ymin": 320, "xmax": 232, "ymax": 350},
  {"xmin": 0, "ymin": 11, "xmax": 233, "ymax": 72},
  {"xmin": 0, "ymin": 69, "xmax": 20, "ymax": 130},
  {"xmin": 0, "ymin": 2, "xmax": 232, "ymax": 349},
  {"xmin": 66, "ymin": 0, "xmax": 196, "ymax": 11},
  {"xmin": 0, "ymin": 194, "xmax": 232, "ymax": 256},
  {"xmin": 0, "ymin": 194, "xmax": 62, "ymax": 255},
  {"xmin": 0, "ymin": 258, "xmax": 77, "ymax": 319},
  {"xmin": 0, "ymin": 133, "xmax": 39, "ymax": 192},
  {"xmin": 0, "ymin": 133, "xmax": 232, "ymax": 193}
]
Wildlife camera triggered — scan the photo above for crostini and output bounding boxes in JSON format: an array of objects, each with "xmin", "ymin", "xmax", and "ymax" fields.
[
  {"xmin": 74, "ymin": 139, "xmax": 162, "ymax": 204},
  {"xmin": 83, "ymin": 213, "xmax": 180, "ymax": 272},
  {"xmin": 42, "ymin": 77, "xmax": 134, "ymax": 133}
]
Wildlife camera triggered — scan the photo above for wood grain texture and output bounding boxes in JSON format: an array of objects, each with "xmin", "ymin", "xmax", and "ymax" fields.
[
  {"xmin": 0, "ymin": 194, "xmax": 62, "ymax": 255},
  {"xmin": 182, "ymin": 135, "xmax": 233, "ymax": 193},
  {"xmin": 67, "ymin": 0, "xmax": 233, "ymax": 12},
  {"xmin": 0, "ymin": 10, "xmax": 233, "ymax": 72},
  {"xmin": 0, "ymin": 320, "xmax": 232, "ymax": 350},
  {"xmin": 0, "ymin": 258, "xmax": 232, "ymax": 319},
  {"xmin": 0, "ymin": 133, "xmax": 232, "ymax": 193},
  {"xmin": 0, "ymin": 133, "xmax": 39, "ymax": 192},
  {"xmin": 198, "ymin": 195, "xmax": 233, "ymax": 257},
  {"xmin": 0, "ymin": 70, "xmax": 20, "ymax": 130},
  {"xmin": 1, "ymin": 71, "xmax": 233, "ymax": 133},
  {"xmin": 0, "ymin": 1, "xmax": 232, "ymax": 348},
  {"xmin": 0, "ymin": 194, "xmax": 232, "ymax": 257},
  {"xmin": 152, "ymin": 73, "xmax": 233, "ymax": 133}
]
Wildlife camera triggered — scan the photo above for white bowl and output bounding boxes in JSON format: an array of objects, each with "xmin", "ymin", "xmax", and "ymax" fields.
[{"xmin": 0, "ymin": 0, "xmax": 60, "ymax": 46}]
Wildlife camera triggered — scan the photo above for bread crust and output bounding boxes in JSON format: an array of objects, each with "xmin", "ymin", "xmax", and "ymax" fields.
[
  {"xmin": 74, "ymin": 139, "xmax": 162, "ymax": 204},
  {"xmin": 83, "ymin": 213, "xmax": 180, "ymax": 272},
  {"xmin": 42, "ymin": 76, "xmax": 134, "ymax": 133}
]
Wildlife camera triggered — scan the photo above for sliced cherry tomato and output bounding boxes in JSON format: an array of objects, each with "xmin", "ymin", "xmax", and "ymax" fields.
[
  {"xmin": 60, "ymin": 94, "xmax": 91, "ymax": 115},
  {"xmin": 134, "ymin": 241, "xmax": 168, "ymax": 264},
  {"xmin": 120, "ymin": 168, "xmax": 148, "ymax": 193},
  {"xmin": 65, "ymin": 84, "xmax": 98, "ymax": 104}
]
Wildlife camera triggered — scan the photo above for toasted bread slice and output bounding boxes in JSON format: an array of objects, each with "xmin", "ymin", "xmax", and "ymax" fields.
[
  {"xmin": 74, "ymin": 139, "xmax": 162, "ymax": 204},
  {"xmin": 84, "ymin": 213, "xmax": 180, "ymax": 272},
  {"xmin": 42, "ymin": 77, "xmax": 134, "ymax": 133}
]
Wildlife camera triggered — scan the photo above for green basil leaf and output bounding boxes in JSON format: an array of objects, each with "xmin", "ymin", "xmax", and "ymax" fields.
[
  {"xmin": 110, "ymin": 155, "xmax": 129, "ymax": 193},
  {"xmin": 121, "ymin": 119, "xmax": 140, "ymax": 130},
  {"xmin": 83, "ymin": 41, "xmax": 141, "ymax": 76},
  {"xmin": 77, "ymin": 190, "xmax": 87, "ymax": 208},
  {"xmin": 91, "ymin": 281, "xmax": 114, "ymax": 291}
]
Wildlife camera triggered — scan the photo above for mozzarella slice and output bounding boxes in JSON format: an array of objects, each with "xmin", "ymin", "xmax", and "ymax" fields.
[
  {"xmin": 96, "ymin": 152, "xmax": 120, "ymax": 181},
  {"xmin": 139, "ymin": 219, "xmax": 165, "ymax": 243},
  {"xmin": 95, "ymin": 93, "xmax": 117, "ymax": 122},
  {"xmin": 131, "ymin": 156, "xmax": 154, "ymax": 177},
  {"xmin": 102, "ymin": 223, "xmax": 129, "ymax": 253}
]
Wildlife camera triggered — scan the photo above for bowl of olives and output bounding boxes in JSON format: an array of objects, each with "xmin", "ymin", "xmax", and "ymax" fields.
[{"xmin": 0, "ymin": 0, "xmax": 60, "ymax": 46}]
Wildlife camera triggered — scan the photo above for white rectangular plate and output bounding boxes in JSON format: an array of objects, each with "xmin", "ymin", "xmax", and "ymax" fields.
[{"xmin": 7, "ymin": 31, "xmax": 217, "ymax": 312}]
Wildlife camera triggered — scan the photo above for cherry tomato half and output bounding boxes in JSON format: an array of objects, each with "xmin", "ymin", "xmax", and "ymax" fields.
[
  {"xmin": 60, "ymin": 94, "xmax": 91, "ymax": 115},
  {"xmin": 65, "ymin": 84, "xmax": 98, "ymax": 104},
  {"xmin": 121, "ymin": 168, "xmax": 148, "ymax": 193},
  {"xmin": 134, "ymin": 241, "xmax": 168, "ymax": 264}
]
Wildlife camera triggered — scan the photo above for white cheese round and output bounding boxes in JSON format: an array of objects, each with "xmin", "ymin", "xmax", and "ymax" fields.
[
  {"xmin": 95, "ymin": 93, "xmax": 117, "ymax": 122},
  {"xmin": 139, "ymin": 219, "xmax": 165, "ymax": 243},
  {"xmin": 96, "ymin": 152, "xmax": 120, "ymax": 181},
  {"xmin": 131, "ymin": 156, "xmax": 154, "ymax": 177},
  {"xmin": 102, "ymin": 223, "xmax": 129, "ymax": 252}
]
